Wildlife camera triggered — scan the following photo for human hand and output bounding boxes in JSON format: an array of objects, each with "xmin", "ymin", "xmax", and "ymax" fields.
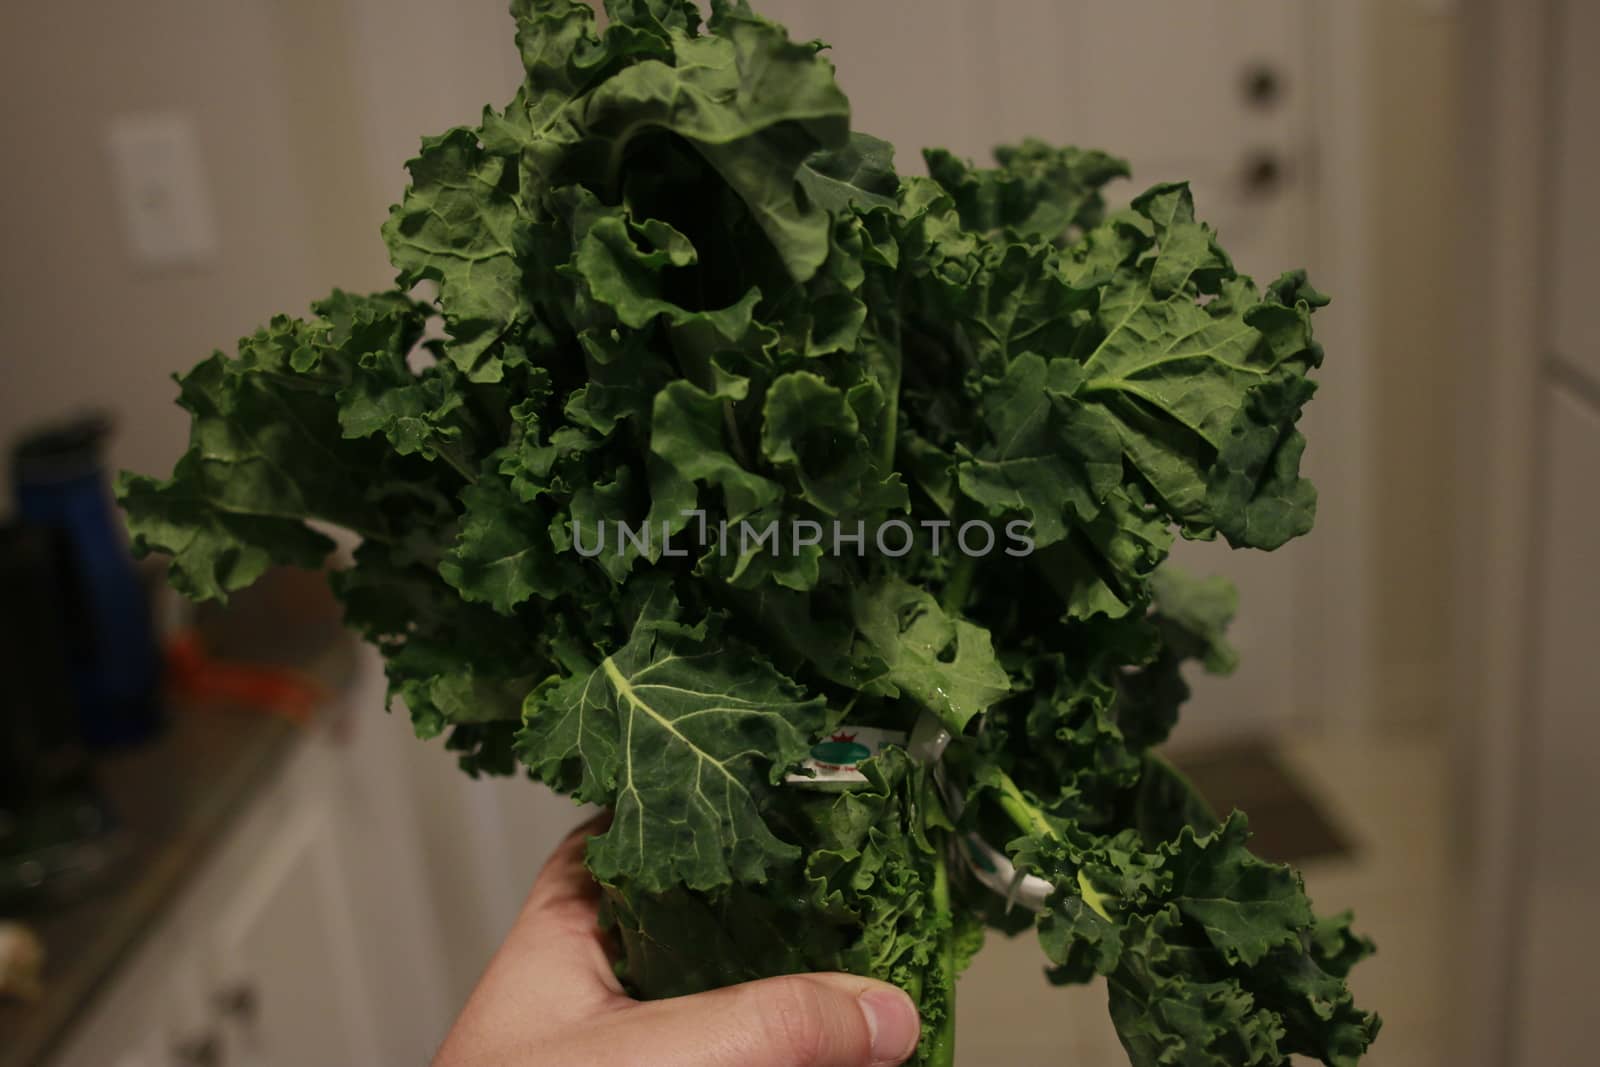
[{"xmin": 431, "ymin": 817, "xmax": 922, "ymax": 1067}]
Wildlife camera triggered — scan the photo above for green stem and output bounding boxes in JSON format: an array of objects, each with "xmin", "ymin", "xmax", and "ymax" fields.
[
  {"xmin": 672, "ymin": 334, "xmax": 754, "ymax": 471},
  {"xmin": 434, "ymin": 441, "xmax": 480, "ymax": 484},
  {"xmin": 926, "ymin": 839, "xmax": 957, "ymax": 1067},
  {"xmin": 878, "ymin": 276, "xmax": 908, "ymax": 471},
  {"xmin": 720, "ymin": 402, "xmax": 753, "ymax": 470},
  {"xmin": 940, "ymin": 551, "xmax": 978, "ymax": 616},
  {"xmin": 939, "ymin": 497, "xmax": 988, "ymax": 615},
  {"xmin": 879, "ymin": 386, "xmax": 900, "ymax": 472},
  {"xmin": 990, "ymin": 769, "xmax": 1114, "ymax": 919},
  {"xmin": 993, "ymin": 767, "xmax": 1058, "ymax": 841}
]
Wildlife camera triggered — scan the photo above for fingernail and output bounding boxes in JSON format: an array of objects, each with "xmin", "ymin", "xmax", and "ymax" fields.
[{"xmin": 858, "ymin": 987, "xmax": 919, "ymax": 1063}]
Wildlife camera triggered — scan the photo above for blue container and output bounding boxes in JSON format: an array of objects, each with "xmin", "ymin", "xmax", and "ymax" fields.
[{"xmin": 12, "ymin": 415, "xmax": 162, "ymax": 747}]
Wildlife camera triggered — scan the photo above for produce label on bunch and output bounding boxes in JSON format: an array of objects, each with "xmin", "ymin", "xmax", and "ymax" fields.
[{"xmin": 785, "ymin": 727, "xmax": 909, "ymax": 789}]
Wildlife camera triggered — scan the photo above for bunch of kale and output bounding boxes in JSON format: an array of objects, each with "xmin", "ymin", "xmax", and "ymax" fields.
[{"xmin": 120, "ymin": 2, "xmax": 1379, "ymax": 1063}]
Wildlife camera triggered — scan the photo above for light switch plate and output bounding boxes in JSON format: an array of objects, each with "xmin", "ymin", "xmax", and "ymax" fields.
[{"xmin": 106, "ymin": 114, "xmax": 219, "ymax": 269}]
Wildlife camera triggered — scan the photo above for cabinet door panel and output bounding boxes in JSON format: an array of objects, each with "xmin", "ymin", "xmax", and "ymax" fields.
[
  {"xmin": 210, "ymin": 807, "xmax": 381, "ymax": 1067},
  {"xmin": 46, "ymin": 926, "xmax": 193, "ymax": 1067},
  {"xmin": 1511, "ymin": 382, "xmax": 1600, "ymax": 1064},
  {"xmin": 1551, "ymin": 0, "xmax": 1600, "ymax": 388}
]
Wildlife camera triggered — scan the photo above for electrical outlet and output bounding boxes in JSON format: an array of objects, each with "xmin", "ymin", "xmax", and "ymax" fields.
[{"xmin": 106, "ymin": 114, "xmax": 218, "ymax": 269}]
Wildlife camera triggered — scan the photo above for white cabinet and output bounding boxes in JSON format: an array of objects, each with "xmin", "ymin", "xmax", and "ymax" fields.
[
  {"xmin": 1510, "ymin": 384, "xmax": 1600, "ymax": 1064},
  {"xmin": 45, "ymin": 913, "xmax": 197, "ymax": 1067},
  {"xmin": 48, "ymin": 658, "xmax": 450, "ymax": 1067},
  {"xmin": 207, "ymin": 806, "xmax": 381, "ymax": 1067}
]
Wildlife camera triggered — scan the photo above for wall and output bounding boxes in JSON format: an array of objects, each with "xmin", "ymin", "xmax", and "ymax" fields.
[{"xmin": 0, "ymin": 0, "xmax": 390, "ymax": 506}]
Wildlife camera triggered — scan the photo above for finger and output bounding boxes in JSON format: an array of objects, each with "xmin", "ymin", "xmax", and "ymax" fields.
[
  {"xmin": 437, "ymin": 812, "xmax": 623, "ymax": 1063},
  {"xmin": 569, "ymin": 972, "xmax": 921, "ymax": 1067},
  {"xmin": 503, "ymin": 811, "xmax": 623, "ymax": 1000},
  {"xmin": 517, "ymin": 810, "xmax": 613, "ymax": 946}
]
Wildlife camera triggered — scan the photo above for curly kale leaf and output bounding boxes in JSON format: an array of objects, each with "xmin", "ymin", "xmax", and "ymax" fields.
[
  {"xmin": 519, "ymin": 588, "xmax": 825, "ymax": 891},
  {"xmin": 1005, "ymin": 784, "xmax": 1379, "ymax": 1067}
]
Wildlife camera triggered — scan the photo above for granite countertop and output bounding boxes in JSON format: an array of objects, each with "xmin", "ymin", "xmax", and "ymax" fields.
[{"xmin": 0, "ymin": 569, "xmax": 356, "ymax": 1067}]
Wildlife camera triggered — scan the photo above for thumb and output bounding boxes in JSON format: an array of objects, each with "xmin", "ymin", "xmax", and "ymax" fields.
[{"xmin": 587, "ymin": 973, "xmax": 921, "ymax": 1067}]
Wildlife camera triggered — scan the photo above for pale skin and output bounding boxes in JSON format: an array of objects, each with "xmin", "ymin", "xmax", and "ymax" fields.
[{"xmin": 431, "ymin": 816, "xmax": 923, "ymax": 1067}]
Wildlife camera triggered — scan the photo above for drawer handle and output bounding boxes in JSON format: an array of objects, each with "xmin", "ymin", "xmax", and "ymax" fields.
[
  {"xmin": 1242, "ymin": 63, "xmax": 1285, "ymax": 109},
  {"xmin": 172, "ymin": 1032, "xmax": 222, "ymax": 1067},
  {"xmin": 214, "ymin": 982, "xmax": 260, "ymax": 1023}
]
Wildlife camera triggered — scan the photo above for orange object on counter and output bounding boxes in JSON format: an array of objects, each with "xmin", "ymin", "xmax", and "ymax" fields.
[{"xmin": 162, "ymin": 629, "xmax": 326, "ymax": 725}]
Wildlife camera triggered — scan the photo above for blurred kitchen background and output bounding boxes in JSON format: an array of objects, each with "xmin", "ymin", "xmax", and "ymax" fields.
[{"xmin": 0, "ymin": 1, "xmax": 1591, "ymax": 1065}]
